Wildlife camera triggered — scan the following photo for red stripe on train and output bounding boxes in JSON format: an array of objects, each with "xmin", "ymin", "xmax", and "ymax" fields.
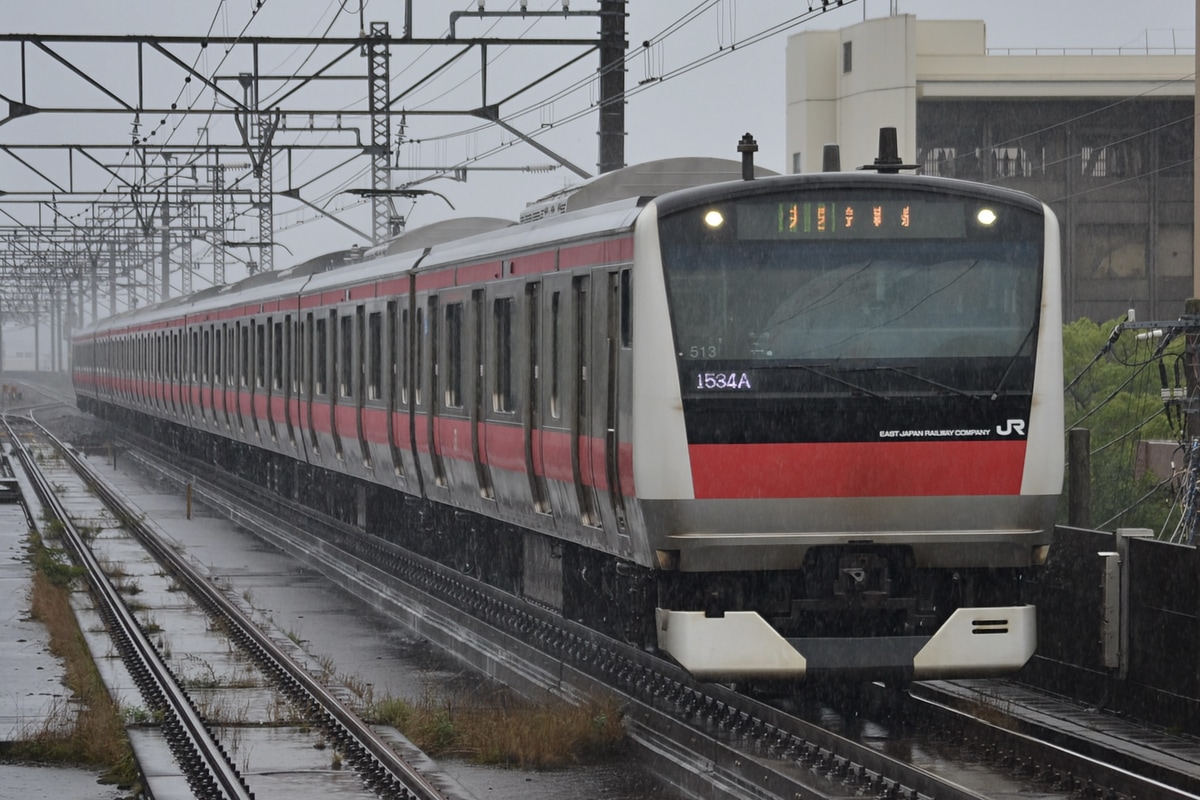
[{"xmin": 688, "ymin": 441, "xmax": 1027, "ymax": 499}]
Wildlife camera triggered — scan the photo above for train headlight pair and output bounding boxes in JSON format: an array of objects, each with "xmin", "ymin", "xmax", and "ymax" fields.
[{"xmin": 701, "ymin": 207, "xmax": 995, "ymax": 229}]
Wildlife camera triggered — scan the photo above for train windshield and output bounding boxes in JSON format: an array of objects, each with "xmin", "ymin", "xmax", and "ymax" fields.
[{"xmin": 657, "ymin": 187, "xmax": 1045, "ymax": 398}]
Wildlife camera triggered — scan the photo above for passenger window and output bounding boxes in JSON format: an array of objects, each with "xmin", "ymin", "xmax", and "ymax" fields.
[
  {"xmin": 203, "ymin": 330, "xmax": 211, "ymax": 382},
  {"xmin": 494, "ymin": 297, "xmax": 513, "ymax": 413},
  {"xmin": 399, "ymin": 306, "xmax": 410, "ymax": 405},
  {"xmin": 620, "ymin": 268, "xmax": 632, "ymax": 348},
  {"xmin": 445, "ymin": 302, "xmax": 463, "ymax": 408},
  {"xmin": 550, "ymin": 291, "xmax": 561, "ymax": 419},
  {"xmin": 214, "ymin": 329, "xmax": 223, "ymax": 384},
  {"xmin": 272, "ymin": 321, "xmax": 283, "ymax": 391},
  {"xmin": 239, "ymin": 325, "xmax": 250, "ymax": 387},
  {"xmin": 339, "ymin": 314, "xmax": 354, "ymax": 398},
  {"xmin": 368, "ymin": 311, "xmax": 383, "ymax": 400},
  {"xmin": 315, "ymin": 317, "xmax": 328, "ymax": 395},
  {"xmin": 255, "ymin": 323, "xmax": 266, "ymax": 388},
  {"xmin": 415, "ymin": 307, "xmax": 424, "ymax": 406}
]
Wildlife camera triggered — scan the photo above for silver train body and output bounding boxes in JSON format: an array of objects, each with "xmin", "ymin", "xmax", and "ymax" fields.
[{"xmin": 74, "ymin": 160, "xmax": 1063, "ymax": 682}]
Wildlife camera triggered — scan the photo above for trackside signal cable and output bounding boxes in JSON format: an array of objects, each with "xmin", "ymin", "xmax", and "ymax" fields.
[{"xmin": 1064, "ymin": 318, "xmax": 1125, "ymax": 394}]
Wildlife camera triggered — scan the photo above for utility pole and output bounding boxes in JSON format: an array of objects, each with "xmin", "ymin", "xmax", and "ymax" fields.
[{"xmin": 597, "ymin": 0, "xmax": 627, "ymax": 174}]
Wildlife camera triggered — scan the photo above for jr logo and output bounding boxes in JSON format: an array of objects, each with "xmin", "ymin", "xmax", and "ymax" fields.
[{"xmin": 996, "ymin": 419, "xmax": 1026, "ymax": 436}]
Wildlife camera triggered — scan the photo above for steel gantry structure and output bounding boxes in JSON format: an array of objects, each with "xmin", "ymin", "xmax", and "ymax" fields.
[{"xmin": 0, "ymin": 1, "xmax": 628, "ymax": 370}]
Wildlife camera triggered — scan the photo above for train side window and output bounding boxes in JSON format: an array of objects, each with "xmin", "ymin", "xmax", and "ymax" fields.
[
  {"xmin": 620, "ymin": 268, "xmax": 632, "ymax": 348},
  {"xmin": 301, "ymin": 315, "xmax": 312, "ymax": 395},
  {"xmin": 191, "ymin": 330, "xmax": 199, "ymax": 381},
  {"xmin": 399, "ymin": 306, "xmax": 410, "ymax": 405},
  {"xmin": 494, "ymin": 297, "xmax": 513, "ymax": 413},
  {"xmin": 415, "ymin": 306, "xmax": 424, "ymax": 406},
  {"xmin": 339, "ymin": 313, "xmax": 354, "ymax": 398},
  {"xmin": 368, "ymin": 311, "xmax": 382, "ymax": 400},
  {"xmin": 227, "ymin": 325, "xmax": 236, "ymax": 386},
  {"xmin": 238, "ymin": 324, "xmax": 248, "ymax": 387},
  {"xmin": 445, "ymin": 302, "xmax": 463, "ymax": 408},
  {"xmin": 550, "ymin": 291, "xmax": 561, "ymax": 419},
  {"xmin": 272, "ymin": 321, "xmax": 284, "ymax": 391},
  {"xmin": 202, "ymin": 329, "xmax": 211, "ymax": 382},
  {"xmin": 214, "ymin": 329, "xmax": 223, "ymax": 384},
  {"xmin": 315, "ymin": 316, "xmax": 328, "ymax": 395},
  {"xmin": 255, "ymin": 322, "xmax": 266, "ymax": 389},
  {"xmin": 292, "ymin": 318, "xmax": 302, "ymax": 394}
]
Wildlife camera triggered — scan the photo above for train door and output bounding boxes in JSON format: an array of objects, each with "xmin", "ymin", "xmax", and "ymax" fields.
[
  {"xmin": 357, "ymin": 305, "xmax": 373, "ymax": 469},
  {"xmin": 253, "ymin": 319, "xmax": 266, "ymax": 439},
  {"xmin": 525, "ymin": 281, "xmax": 550, "ymax": 514},
  {"xmin": 284, "ymin": 315, "xmax": 296, "ymax": 449},
  {"xmin": 269, "ymin": 318, "xmax": 283, "ymax": 443},
  {"xmin": 387, "ymin": 300, "xmax": 408, "ymax": 481},
  {"xmin": 311, "ymin": 312, "xmax": 327, "ymax": 455},
  {"xmin": 228, "ymin": 323, "xmax": 239, "ymax": 432},
  {"xmin": 472, "ymin": 289, "xmax": 494, "ymax": 499},
  {"xmin": 202, "ymin": 327, "xmax": 212, "ymax": 427},
  {"xmin": 573, "ymin": 275, "xmax": 600, "ymax": 527},
  {"xmin": 212, "ymin": 326, "xmax": 223, "ymax": 429},
  {"xmin": 187, "ymin": 328, "xmax": 198, "ymax": 424},
  {"xmin": 427, "ymin": 296, "xmax": 448, "ymax": 487},
  {"xmin": 604, "ymin": 269, "xmax": 630, "ymax": 536},
  {"xmin": 168, "ymin": 331, "xmax": 179, "ymax": 417},
  {"xmin": 332, "ymin": 309, "xmax": 348, "ymax": 462},
  {"xmin": 309, "ymin": 311, "xmax": 324, "ymax": 455},
  {"xmin": 237, "ymin": 322, "xmax": 250, "ymax": 434}
]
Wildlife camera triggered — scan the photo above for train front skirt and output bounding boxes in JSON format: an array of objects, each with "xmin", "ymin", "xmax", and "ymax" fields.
[{"xmin": 655, "ymin": 605, "xmax": 1037, "ymax": 681}]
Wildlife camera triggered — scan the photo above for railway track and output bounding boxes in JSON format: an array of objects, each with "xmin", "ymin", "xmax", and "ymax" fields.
[
  {"xmin": 95, "ymin": 416, "xmax": 1187, "ymax": 800},
  {"xmin": 14, "ymin": 382, "xmax": 1197, "ymax": 800},
  {"xmin": 4, "ymin": 412, "xmax": 453, "ymax": 800}
]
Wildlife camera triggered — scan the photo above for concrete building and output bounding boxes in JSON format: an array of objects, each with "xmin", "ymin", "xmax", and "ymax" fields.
[{"xmin": 787, "ymin": 15, "xmax": 1194, "ymax": 323}]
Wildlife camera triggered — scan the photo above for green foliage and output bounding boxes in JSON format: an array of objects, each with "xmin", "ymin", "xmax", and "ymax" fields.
[
  {"xmin": 1062, "ymin": 316, "xmax": 1183, "ymax": 532},
  {"xmin": 31, "ymin": 542, "xmax": 86, "ymax": 588}
]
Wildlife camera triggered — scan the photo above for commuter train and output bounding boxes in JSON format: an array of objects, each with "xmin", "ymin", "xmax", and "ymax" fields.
[{"xmin": 73, "ymin": 150, "xmax": 1063, "ymax": 683}]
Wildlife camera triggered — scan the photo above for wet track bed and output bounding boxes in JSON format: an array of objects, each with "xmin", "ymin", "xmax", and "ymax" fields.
[
  {"xmin": 13, "ymin": 378, "xmax": 1200, "ymax": 800},
  {"xmin": 6, "ymin": 415, "xmax": 436, "ymax": 799},
  {"xmin": 6, "ymin": 386, "xmax": 677, "ymax": 800}
]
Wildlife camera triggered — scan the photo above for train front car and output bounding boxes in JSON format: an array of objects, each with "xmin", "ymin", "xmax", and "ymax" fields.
[{"xmin": 634, "ymin": 173, "xmax": 1062, "ymax": 683}]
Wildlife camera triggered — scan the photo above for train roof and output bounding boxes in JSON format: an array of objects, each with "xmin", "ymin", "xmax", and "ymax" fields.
[
  {"xmin": 519, "ymin": 157, "xmax": 778, "ymax": 223},
  {"xmin": 79, "ymin": 157, "xmax": 781, "ymax": 337}
]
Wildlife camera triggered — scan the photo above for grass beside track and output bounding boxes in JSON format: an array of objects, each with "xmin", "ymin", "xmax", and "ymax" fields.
[
  {"xmin": 0, "ymin": 528, "xmax": 139, "ymax": 789},
  {"xmin": 369, "ymin": 692, "xmax": 627, "ymax": 769}
]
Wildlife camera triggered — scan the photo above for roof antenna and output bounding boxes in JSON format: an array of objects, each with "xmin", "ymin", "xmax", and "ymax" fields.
[
  {"xmin": 858, "ymin": 127, "xmax": 919, "ymax": 174},
  {"xmin": 822, "ymin": 143, "xmax": 841, "ymax": 172},
  {"xmin": 738, "ymin": 133, "xmax": 758, "ymax": 181}
]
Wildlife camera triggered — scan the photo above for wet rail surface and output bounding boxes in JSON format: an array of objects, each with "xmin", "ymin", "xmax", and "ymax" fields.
[
  {"xmin": 104, "ymin": 418, "xmax": 1198, "ymax": 800},
  {"xmin": 5, "ymin": 416, "xmax": 255, "ymax": 800},
  {"xmin": 4, "ymin": 412, "xmax": 454, "ymax": 800},
  {"xmin": 13, "ymin": 379, "xmax": 1198, "ymax": 800}
]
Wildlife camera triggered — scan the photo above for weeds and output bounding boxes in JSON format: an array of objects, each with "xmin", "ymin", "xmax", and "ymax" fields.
[
  {"xmin": 368, "ymin": 692, "xmax": 626, "ymax": 769},
  {"xmin": 14, "ymin": 532, "xmax": 139, "ymax": 787},
  {"xmin": 30, "ymin": 541, "xmax": 85, "ymax": 588}
]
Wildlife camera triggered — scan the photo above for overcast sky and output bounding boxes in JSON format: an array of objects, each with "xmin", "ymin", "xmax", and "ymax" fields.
[{"xmin": 1, "ymin": 0, "xmax": 1195, "ymax": 278}]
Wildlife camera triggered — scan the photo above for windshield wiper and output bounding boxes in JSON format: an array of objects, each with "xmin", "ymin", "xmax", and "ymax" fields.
[
  {"xmin": 784, "ymin": 363, "xmax": 889, "ymax": 399},
  {"xmin": 990, "ymin": 323, "xmax": 1038, "ymax": 400},
  {"xmin": 870, "ymin": 365, "xmax": 976, "ymax": 398}
]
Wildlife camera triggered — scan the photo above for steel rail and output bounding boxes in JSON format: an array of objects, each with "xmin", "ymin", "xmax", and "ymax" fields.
[
  {"xmin": 36, "ymin": 416, "xmax": 450, "ymax": 800},
  {"xmin": 4, "ymin": 417, "xmax": 255, "ymax": 800},
  {"xmin": 117, "ymin": 429, "xmax": 991, "ymax": 800}
]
